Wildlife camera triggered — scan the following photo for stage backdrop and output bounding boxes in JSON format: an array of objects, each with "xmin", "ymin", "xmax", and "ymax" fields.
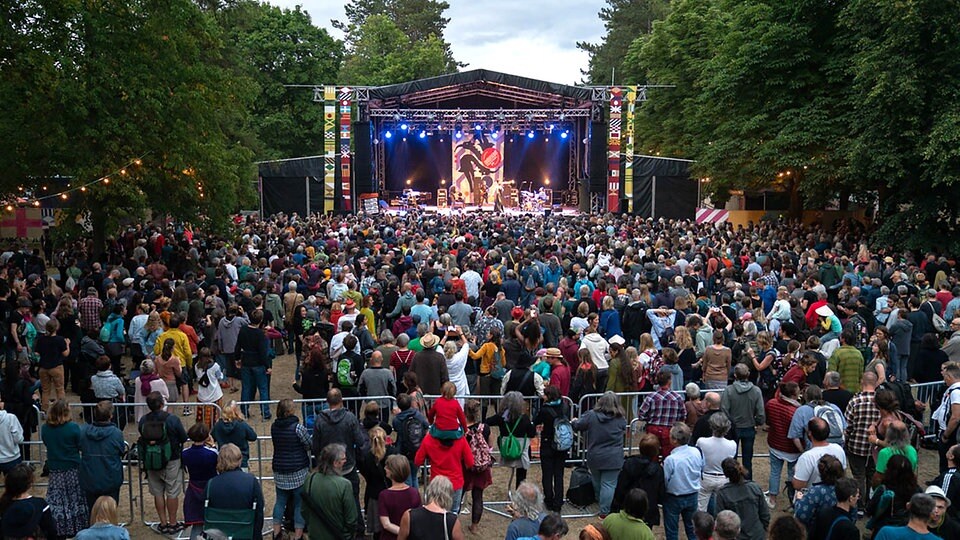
[{"xmin": 452, "ymin": 132, "xmax": 503, "ymax": 205}]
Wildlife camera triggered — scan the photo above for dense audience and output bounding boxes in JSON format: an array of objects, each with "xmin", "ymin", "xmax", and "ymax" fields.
[{"xmin": 0, "ymin": 210, "xmax": 958, "ymax": 539}]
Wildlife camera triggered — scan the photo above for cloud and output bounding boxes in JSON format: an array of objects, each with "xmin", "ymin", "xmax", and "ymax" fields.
[{"xmin": 267, "ymin": 0, "xmax": 606, "ymax": 84}]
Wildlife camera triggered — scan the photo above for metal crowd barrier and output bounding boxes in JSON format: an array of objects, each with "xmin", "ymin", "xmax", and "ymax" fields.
[
  {"xmin": 64, "ymin": 401, "xmax": 223, "ymax": 529},
  {"xmin": 235, "ymin": 396, "xmax": 397, "ymax": 484}
]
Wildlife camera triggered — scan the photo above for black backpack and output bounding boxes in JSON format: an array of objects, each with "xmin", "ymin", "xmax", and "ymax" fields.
[
  {"xmin": 566, "ymin": 466, "xmax": 596, "ymax": 507},
  {"xmin": 400, "ymin": 415, "xmax": 425, "ymax": 460}
]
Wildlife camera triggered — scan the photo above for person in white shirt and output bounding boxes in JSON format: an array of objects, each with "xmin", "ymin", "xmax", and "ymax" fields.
[
  {"xmin": 792, "ymin": 417, "xmax": 847, "ymax": 490},
  {"xmin": 934, "ymin": 362, "xmax": 960, "ymax": 471},
  {"xmin": 696, "ymin": 412, "xmax": 737, "ymax": 511},
  {"xmin": 329, "ymin": 321, "xmax": 360, "ymax": 361},
  {"xmin": 461, "ymin": 266, "xmax": 483, "ymax": 302},
  {"xmin": 0, "ymin": 403, "xmax": 24, "ymax": 474}
]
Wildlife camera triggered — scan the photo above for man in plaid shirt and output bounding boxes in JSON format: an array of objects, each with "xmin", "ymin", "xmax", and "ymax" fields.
[
  {"xmin": 640, "ymin": 371, "xmax": 687, "ymax": 458},
  {"xmin": 78, "ymin": 287, "xmax": 103, "ymax": 333},
  {"xmin": 845, "ymin": 371, "xmax": 880, "ymax": 511}
]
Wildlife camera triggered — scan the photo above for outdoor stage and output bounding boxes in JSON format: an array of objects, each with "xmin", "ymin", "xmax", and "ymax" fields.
[
  {"xmin": 382, "ymin": 203, "xmax": 582, "ymax": 217},
  {"xmin": 258, "ymin": 69, "xmax": 699, "ymax": 220}
]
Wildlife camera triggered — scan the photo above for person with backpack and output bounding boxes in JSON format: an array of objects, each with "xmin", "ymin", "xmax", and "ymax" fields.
[
  {"xmin": 571, "ymin": 391, "xmax": 628, "ymax": 517},
  {"xmin": 533, "ymin": 386, "xmax": 572, "ymax": 513},
  {"xmin": 460, "ymin": 399, "xmax": 492, "ymax": 533},
  {"xmin": 787, "ymin": 385, "xmax": 848, "ymax": 452},
  {"xmin": 335, "ymin": 333, "xmax": 366, "ymax": 400},
  {"xmin": 138, "ymin": 391, "xmax": 188, "ymax": 536},
  {"xmin": 312, "ymin": 388, "xmax": 368, "ymax": 537},
  {"xmin": 413, "ymin": 414, "xmax": 475, "ymax": 515},
  {"xmin": 392, "ymin": 393, "xmax": 429, "ymax": 488},
  {"xmin": 484, "ymin": 391, "xmax": 537, "ymax": 490}
]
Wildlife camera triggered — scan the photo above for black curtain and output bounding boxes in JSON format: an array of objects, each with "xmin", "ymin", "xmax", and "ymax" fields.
[
  {"xmin": 258, "ymin": 157, "xmax": 325, "ymax": 216},
  {"xmin": 630, "ymin": 156, "xmax": 697, "ymax": 219}
]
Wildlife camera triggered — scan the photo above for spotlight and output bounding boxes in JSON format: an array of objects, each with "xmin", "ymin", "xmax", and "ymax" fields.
[
  {"xmin": 491, "ymin": 132, "xmax": 499, "ymax": 140},
  {"xmin": 385, "ymin": 131, "xmax": 393, "ymax": 139},
  {"xmin": 402, "ymin": 137, "xmax": 407, "ymax": 142},
  {"xmin": 406, "ymin": 179, "xmax": 412, "ymax": 185},
  {"xmin": 527, "ymin": 131, "xmax": 535, "ymax": 139},
  {"xmin": 474, "ymin": 124, "xmax": 482, "ymax": 131},
  {"xmin": 545, "ymin": 179, "xmax": 551, "ymax": 185},
  {"xmin": 400, "ymin": 123, "xmax": 409, "ymax": 131},
  {"xmin": 455, "ymin": 130, "xmax": 463, "ymax": 140},
  {"xmin": 545, "ymin": 137, "xmax": 550, "ymax": 142},
  {"xmin": 560, "ymin": 131, "xmax": 568, "ymax": 139},
  {"xmin": 419, "ymin": 131, "xmax": 426, "ymax": 139}
]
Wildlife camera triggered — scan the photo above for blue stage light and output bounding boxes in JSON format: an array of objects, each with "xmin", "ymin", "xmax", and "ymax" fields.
[
  {"xmin": 474, "ymin": 124, "xmax": 482, "ymax": 131},
  {"xmin": 384, "ymin": 131, "xmax": 393, "ymax": 139},
  {"xmin": 491, "ymin": 131, "xmax": 499, "ymax": 140},
  {"xmin": 419, "ymin": 131, "xmax": 426, "ymax": 139},
  {"xmin": 400, "ymin": 123, "xmax": 409, "ymax": 131},
  {"xmin": 560, "ymin": 131, "xmax": 568, "ymax": 139},
  {"xmin": 455, "ymin": 130, "xmax": 463, "ymax": 139},
  {"xmin": 527, "ymin": 131, "xmax": 535, "ymax": 139}
]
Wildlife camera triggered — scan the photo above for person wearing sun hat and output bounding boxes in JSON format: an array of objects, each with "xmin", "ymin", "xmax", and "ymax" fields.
[
  {"xmin": 338, "ymin": 298, "xmax": 358, "ymax": 331},
  {"xmin": 926, "ymin": 485, "xmax": 960, "ymax": 538},
  {"xmin": 410, "ymin": 333, "xmax": 448, "ymax": 395},
  {"xmin": 815, "ymin": 304, "xmax": 843, "ymax": 343}
]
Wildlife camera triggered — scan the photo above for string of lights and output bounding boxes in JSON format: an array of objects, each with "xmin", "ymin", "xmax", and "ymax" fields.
[{"xmin": 5, "ymin": 153, "xmax": 150, "ymax": 211}]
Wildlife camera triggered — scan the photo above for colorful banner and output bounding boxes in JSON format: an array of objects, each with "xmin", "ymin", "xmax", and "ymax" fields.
[
  {"xmin": 623, "ymin": 86, "xmax": 637, "ymax": 213},
  {"xmin": 451, "ymin": 131, "xmax": 504, "ymax": 206},
  {"xmin": 1, "ymin": 208, "xmax": 43, "ymax": 238},
  {"xmin": 608, "ymin": 88, "xmax": 623, "ymax": 212},
  {"xmin": 339, "ymin": 87, "xmax": 352, "ymax": 211},
  {"xmin": 323, "ymin": 85, "xmax": 336, "ymax": 214}
]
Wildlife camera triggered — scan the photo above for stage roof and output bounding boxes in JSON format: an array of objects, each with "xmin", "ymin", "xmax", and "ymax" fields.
[{"xmin": 368, "ymin": 69, "xmax": 594, "ymax": 109}]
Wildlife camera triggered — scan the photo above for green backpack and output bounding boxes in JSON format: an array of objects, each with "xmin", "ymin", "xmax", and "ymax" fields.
[
  {"xmin": 138, "ymin": 414, "xmax": 173, "ymax": 471},
  {"xmin": 498, "ymin": 417, "xmax": 526, "ymax": 461},
  {"xmin": 336, "ymin": 356, "xmax": 356, "ymax": 387}
]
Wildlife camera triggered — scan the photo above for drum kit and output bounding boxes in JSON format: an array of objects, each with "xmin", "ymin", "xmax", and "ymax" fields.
[{"xmin": 520, "ymin": 187, "xmax": 550, "ymax": 212}]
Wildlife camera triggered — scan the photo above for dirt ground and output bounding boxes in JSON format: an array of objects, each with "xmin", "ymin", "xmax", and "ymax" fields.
[{"xmin": 39, "ymin": 349, "xmax": 941, "ymax": 539}]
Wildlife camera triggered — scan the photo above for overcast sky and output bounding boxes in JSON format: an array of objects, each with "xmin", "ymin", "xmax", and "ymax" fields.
[{"xmin": 266, "ymin": 0, "xmax": 608, "ymax": 85}]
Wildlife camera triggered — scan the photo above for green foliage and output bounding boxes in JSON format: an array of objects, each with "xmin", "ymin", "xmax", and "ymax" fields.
[
  {"xmin": 632, "ymin": 0, "xmax": 960, "ymax": 250},
  {"xmin": 578, "ymin": 0, "xmax": 671, "ymax": 84},
  {"xmin": 338, "ymin": 15, "xmax": 452, "ymax": 86},
  {"xmin": 0, "ymin": 0, "xmax": 257, "ymax": 240},
  {"xmin": 220, "ymin": 1, "xmax": 343, "ymax": 160},
  {"xmin": 335, "ymin": 0, "xmax": 458, "ymax": 74}
]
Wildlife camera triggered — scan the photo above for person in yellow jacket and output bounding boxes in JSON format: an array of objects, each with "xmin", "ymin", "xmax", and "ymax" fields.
[{"xmin": 154, "ymin": 314, "xmax": 193, "ymax": 412}]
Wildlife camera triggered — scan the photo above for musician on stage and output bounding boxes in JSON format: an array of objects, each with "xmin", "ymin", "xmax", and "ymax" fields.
[{"xmin": 490, "ymin": 177, "xmax": 505, "ymax": 212}]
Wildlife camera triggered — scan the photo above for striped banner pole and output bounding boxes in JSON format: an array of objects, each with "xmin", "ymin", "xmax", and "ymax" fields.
[
  {"xmin": 607, "ymin": 88, "xmax": 623, "ymax": 213},
  {"xmin": 339, "ymin": 87, "xmax": 353, "ymax": 211},
  {"xmin": 623, "ymin": 86, "xmax": 637, "ymax": 213},
  {"xmin": 323, "ymin": 85, "xmax": 336, "ymax": 214}
]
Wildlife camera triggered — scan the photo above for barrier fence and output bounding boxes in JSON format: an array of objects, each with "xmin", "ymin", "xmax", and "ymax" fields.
[{"xmin": 8, "ymin": 381, "xmax": 948, "ymax": 530}]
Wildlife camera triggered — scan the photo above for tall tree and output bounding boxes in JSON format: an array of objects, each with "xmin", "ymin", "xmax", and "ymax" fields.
[
  {"xmin": 338, "ymin": 14, "xmax": 451, "ymax": 86},
  {"xmin": 0, "ymin": 0, "xmax": 258, "ymax": 247},
  {"xmin": 335, "ymin": 0, "xmax": 458, "ymax": 72},
  {"xmin": 577, "ymin": 0, "xmax": 670, "ymax": 84},
  {"xmin": 219, "ymin": 1, "xmax": 343, "ymax": 160}
]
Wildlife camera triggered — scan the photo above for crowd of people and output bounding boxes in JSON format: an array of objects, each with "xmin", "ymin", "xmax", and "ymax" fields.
[{"xmin": 0, "ymin": 210, "xmax": 958, "ymax": 540}]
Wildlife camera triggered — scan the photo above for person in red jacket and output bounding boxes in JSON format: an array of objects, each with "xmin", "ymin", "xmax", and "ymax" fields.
[
  {"xmin": 414, "ymin": 431, "xmax": 474, "ymax": 513},
  {"xmin": 765, "ymin": 381, "xmax": 801, "ymax": 509},
  {"xmin": 545, "ymin": 348, "xmax": 570, "ymax": 395},
  {"xmin": 427, "ymin": 382, "xmax": 468, "ymax": 439},
  {"xmin": 779, "ymin": 354, "xmax": 817, "ymax": 395}
]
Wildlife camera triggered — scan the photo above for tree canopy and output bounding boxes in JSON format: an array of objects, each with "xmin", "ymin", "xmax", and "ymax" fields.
[{"xmin": 631, "ymin": 0, "xmax": 960, "ymax": 251}]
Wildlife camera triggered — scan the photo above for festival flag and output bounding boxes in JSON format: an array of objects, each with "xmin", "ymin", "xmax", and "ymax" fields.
[
  {"xmin": 323, "ymin": 86, "xmax": 336, "ymax": 214},
  {"xmin": 1, "ymin": 208, "xmax": 43, "ymax": 239},
  {"xmin": 608, "ymin": 88, "xmax": 623, "ymax": 213},
  {"xmin": 623, "ymin": 86, "xmax": 637, "ymax": 213},
  {"xmin": 339, "ymin": 87, "xmax": 353, "ymax": 211}
]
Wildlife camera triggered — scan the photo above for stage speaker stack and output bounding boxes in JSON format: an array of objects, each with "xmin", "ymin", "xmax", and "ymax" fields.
[
  {"xmin": 437, "ymin": 189, "xmax": 447, "ymax": 208},
  {"xmin": 353, "ymin": 122, "xmax": 374, "ymax": 194}
]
